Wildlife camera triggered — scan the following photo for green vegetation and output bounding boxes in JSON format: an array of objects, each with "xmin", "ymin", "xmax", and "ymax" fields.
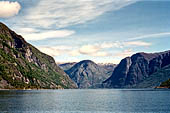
[
  {"xmin": 0, "ymin": 34, "xmax": 12, "ymax": 41},
  {"xmin": 160, "ymin": 79, "xmax": 170, "ymax": 88},
  {"xmin": 0, "ymin": 27, "xmax": 76, "ymax": 89}
]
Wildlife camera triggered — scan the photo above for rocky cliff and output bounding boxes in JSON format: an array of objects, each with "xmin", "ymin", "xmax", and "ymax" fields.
[
  {"xmin": 0, "ymin": 22, "xmax": 77, "ymax": 89},
  {"xmin": 134, "ymin": 64, "xmax": 170, "ymax": 88},
  {"xmin": 66, "ymin": 60, "xmax": 111, "ymax": 88},
  {"xmin": 103, "ymin": 51, "xmax": 170, "ymax": 88}
]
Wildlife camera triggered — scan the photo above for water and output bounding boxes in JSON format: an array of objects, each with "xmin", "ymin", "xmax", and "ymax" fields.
[{"xmin": 0, "ymin": 89, "xmax": 170, "ymax": 113}]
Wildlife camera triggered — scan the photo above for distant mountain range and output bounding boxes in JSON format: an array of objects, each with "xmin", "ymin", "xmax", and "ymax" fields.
[
  {"xmin": 59, "ymin": 51, "xmax": 170, "ymax": 89},
  {"xmin": 98, "ymin": 63, "xmax": 117, "ymax": 77},
  {"xmin": 0, "ymin": 22, "xmax": 77, "ymax": 89},
  {"xmin": 59, "ymin": 60, "xmax": 116, "ymax": 88},
  {"xmin": 58, "ymin": 62, "xmax": 76, "ymax": 71},
  {"xmin": 103, "ymin": 51, "xmax": 170, "ymax": 88},
  {"xmin": 0, "ymin": 22, "xmax": 170, "ymax": 89}
]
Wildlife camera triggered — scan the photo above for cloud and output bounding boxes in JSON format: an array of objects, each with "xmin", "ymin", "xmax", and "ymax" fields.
[
  {"xmin": 38, "ymin": 47, "xmax": 62, "ymax": 57},
  {"xmin": 78, "ymin": 42, "xmax": 123, "ymax": 55},
  {"xmin": 4, "ymin": 0, "xmax": 136, "ymax": 41},
  {"xmin": 21, "ymin": 0, "xmax": 136, "ymax": 28},
  {"xmin": 20, "ymin": 30, "xmax": 75, "ymax": 41},
  {"xmin": 129, "ymin": 32, "xmax": 170, "ymax": 40},
  {"xmin": 79, "ymin": 45, "xmax": 100, "ymax": 54},
  {"xmin": 115, "ymin": 49, "xmax": 134, "ymax": 58},
  {"xmin": 100, "ymin": 42, "xmax": 123, "ymax": 48},
  {"xmin": 69, "ymin": 50, "xmax": 81, "ymax": 56},
  {"xmin": 91, "ymin": 51, "xmax": 110, "ymax": 57},
  {"xmin": 78, "ymin": 43, "xmax": 113, "ymax": 57},
  {"xmin": 37, "ymin": 43, "xmax": 112, "ymax": 57},
  {"xmin": 0, "ymin": 1, "xmax": 21, "ymax": 18},
  {"xmin": 101, "ymin": 41, "xmax": 152, "ymax": 48},
  {"xmin": 124, "ymin": 41, "xmax": 152, "ymax": 47},
  {"xmin": 38, "ymin": 46, "xmax": 81, "ymax": 57},
  {"xmin": 73, "ymin": 41, "xmax": 151, "ymax": 57},
  {"xmin": 15, "ymin": 27, "xmax": 38, "ymax": 34},
  {"xmin": 38, "ymin": 46, "xmax": 72, "ymax": 57},
  {"xmin": 97, "ymin": 41, "xmax": 151, "ymax": 49},
  {"xmin": 37, "ymin": 40, "xmax": 150, "ymax": 58}
]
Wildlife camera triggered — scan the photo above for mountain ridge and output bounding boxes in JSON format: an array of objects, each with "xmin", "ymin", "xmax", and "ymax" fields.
[
  {"xmin": 65, "ymin": 60, "xmax": 113, "ymax": 88},
  {"xmin": 103, "ymin": 50, "xmax": 170, "ymax": 88},
  {"xmin": 0, "ymin": 22, "xmax": 77, "ymax": 89}
]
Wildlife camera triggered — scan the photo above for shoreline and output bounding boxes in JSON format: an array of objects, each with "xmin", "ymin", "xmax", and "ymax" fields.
[{"xmin": 0, "ymin": 88, "xmax": 170, "ymax": 91}]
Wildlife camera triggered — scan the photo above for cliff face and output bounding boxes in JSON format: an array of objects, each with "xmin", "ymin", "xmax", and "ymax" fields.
[
  {"xmin": 103, "ymin": 51, "xmax": 170, "ymax": 88},
  {"xmin": 0, "ymin": 22, "xmax": 77, "ymax": 89},
  {"xmin": 65, "ymin": 60, "xmax": 110, "ymax": 88},
  {"xmin": 134, "ymin": 64, "xmax": 170, "ymax": 88}
]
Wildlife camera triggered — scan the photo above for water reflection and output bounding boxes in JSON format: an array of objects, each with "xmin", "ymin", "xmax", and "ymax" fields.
[{"xmin": 0, "ymin": 89, "xmax": 170, "ymax": 113}]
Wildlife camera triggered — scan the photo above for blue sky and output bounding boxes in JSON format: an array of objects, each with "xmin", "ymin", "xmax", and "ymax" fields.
[{"xmin": 0, "ymin": 0, "xmax": 170, "ymax": 64}]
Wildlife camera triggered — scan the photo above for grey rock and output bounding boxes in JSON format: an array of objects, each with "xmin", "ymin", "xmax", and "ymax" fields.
[
  {"xmin": 103, "ymin": 50, "xmax": 170, "ymax": 88},
  {"xmin": 0, "ymin": 22, "xmax": 77, "ymax": 89},
  {"xmin": 66, "ymin": 60, "xmax": 112, "ymax": 88}
]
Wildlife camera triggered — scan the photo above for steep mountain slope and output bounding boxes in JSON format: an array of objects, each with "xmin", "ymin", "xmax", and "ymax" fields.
[
  {"xmin": 134, "ymin": 64, "xmax": 170, "ymax": 88},
  {"xmin": 160, "ymin": 78, "xmax": 170, "ymax": 88},
  {"xmin": 103, "ymin": 51, "xmax": 170, "ymax": 88},
  {"xmin": 0, "ymin": 22, "xmax": 77, "ymax": 89},
  {"xmin": 59, "ymin": 62, "xmax": 76, "ymax": 71},
  {"xmin": 66, "ymin": 60, "xmax": 110, "ymax": 88},
  {"xmin": 59, "ymin": 62, "xmax": 116, "ymax": 75},
  {"xmin": 98, "ymin": 63, "xmax": 117, "ymax": 76}
]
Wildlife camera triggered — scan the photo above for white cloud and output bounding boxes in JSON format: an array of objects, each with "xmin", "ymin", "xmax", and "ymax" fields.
[
  {"xmin": 21, "ymin": 30, "xmax": 75, "ymax": 41},
  {"xmin": 0, "ymin": 1, "xmax": 21, "ymax": 18},
  {"xmin": 73, "ymin": 41, "xmax": 151, "ymax": 57},
  {"xmin": 78, "ymin": 43, "xmax": 113, "ymax": 57},
  {"xmin": 78, "ymin": 42, "xmax": 123, "ymax": 55},
  {"xmin": 69, "ymin": 50, "xmax": 81, "ymax": 56},
  {"xmin": 100, "ymin": 41, "xmax": 152, "ymax": 48},
  {"xmin": 100, "ymin": 42, "xmax": 123, "ymax": 48},
  {"xmin": 38, "ymin": 46, "xmax": 72, "ymax": 57},
  {"xmin": 38, "ymin": 47, "xmax": 62, "ymax": 57},
  {"xmin": 124, "ymin": 41, "xmax": 152, "ymax": 47},
  {"xmin": 37, "ymin": 43, "xmax": 112, "ymax": 57},
  {"xmin": 79, "ymin": 45, "xmax": 100, "ymax": 54},
  {"xmin": 95, "ymin": 41, "xmax": 151, "ymax": 49},
  {"xmin": 15, "ymin": 28, "xmax": 38, "ymax": 34},
  {"xmin": 115, "ymin": 49, "xmax": 134, "ymax": 58},
  {"xmin": 91, "ymin": 51, "xmax": 110, "ymax": 57},
  {"xmin": 22, "ymin": 0, "xmax": 136, "ymax": 28},
  {"xmin": 37, "ymin": 40, "xmax": 151, "ymax": 58},
  {"xmin": 4, "ymin": 0, "xmax": 137, "ymax": 41},
  {"xmin": 129, "ymin": 32, "xmax": 170, "ymax": 40}
]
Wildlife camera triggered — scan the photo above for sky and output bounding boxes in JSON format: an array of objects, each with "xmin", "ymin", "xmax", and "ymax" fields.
[{"xmin": 0, "ymin": 0, "xmax": 170, "ymax": 64}]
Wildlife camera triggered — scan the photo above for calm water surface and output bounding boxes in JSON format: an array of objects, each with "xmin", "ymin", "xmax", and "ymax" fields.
[{"xmin": 0, "ymin": 89, "xmax": 170, "ymax": 113}]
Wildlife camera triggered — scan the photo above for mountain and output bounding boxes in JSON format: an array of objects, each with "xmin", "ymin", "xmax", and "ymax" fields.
[
  {"xmin": 103, "ymin": 50, "xmax": 170, "ymax": 88},
  {"xmin": 159, "ymin": 78, "xmax": 170, "ymax": 89},
  {"xmin": 59, "ymin": 62, "xmax": 116, "ymax": 75},
  {"xmin": 0, "ymin": 22, "xmax": 77, "ymax": 89},
  {"xmin": 134, "ymin": 64, "xmax": 170, "ymax": 88},
  {"xmin": 98, "ymin": 63, "xmax": 117, "ymax": 76},
  {"xmin": 58, "ymin": 62, "xmax": 76, "ymax": 71},
  {"xmin": 65, "ymin": 60, "xmax": 111, "ymax": 88}
]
